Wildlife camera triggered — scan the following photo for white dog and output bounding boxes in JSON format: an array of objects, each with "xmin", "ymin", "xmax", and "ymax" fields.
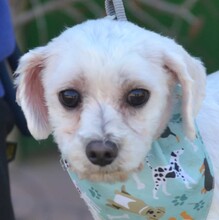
[{"xmin": 15, "ymin": 18, "xmax": 219, "ymax": 219}]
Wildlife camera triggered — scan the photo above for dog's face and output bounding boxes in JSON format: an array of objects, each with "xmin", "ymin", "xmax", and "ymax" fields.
[{"xmin": 15, "ymin": 19, "xmax": 206, "ymax": 182}]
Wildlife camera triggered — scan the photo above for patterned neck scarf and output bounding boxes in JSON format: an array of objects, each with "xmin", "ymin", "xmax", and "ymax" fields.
[{"xmin": 64, "ymin": 86, "xmax": 214, "ymax": 220}]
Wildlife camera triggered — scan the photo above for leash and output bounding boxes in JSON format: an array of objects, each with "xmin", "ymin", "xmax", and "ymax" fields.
[{"xmin": 105, "ymin": 0, "xmax": 127, "ymax": 21}]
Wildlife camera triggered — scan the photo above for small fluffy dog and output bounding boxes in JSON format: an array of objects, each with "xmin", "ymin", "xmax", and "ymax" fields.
[{"xmin": 15, "ymin": 18, "xmax": 219, "ymax": 219}]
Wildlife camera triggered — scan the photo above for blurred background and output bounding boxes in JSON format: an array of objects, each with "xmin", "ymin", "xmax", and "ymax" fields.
[{"xmin": 7, "ymin": 0, "xmax": 219, "ymax": 219}]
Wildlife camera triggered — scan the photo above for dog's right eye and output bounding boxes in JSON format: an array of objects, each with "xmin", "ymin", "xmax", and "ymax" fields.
[{"xmin": 58, "ymin": 89, "xmax": 81, "ymax": 109}]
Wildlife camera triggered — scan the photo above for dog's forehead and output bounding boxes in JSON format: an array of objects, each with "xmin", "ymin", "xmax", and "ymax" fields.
[
  {"xmin": 44, "ymin": 19, "xmax": 167, "ymax": 94},
  {"xmin": 45, "ymin": 51, "xmax": 164, "ymax": 97}
]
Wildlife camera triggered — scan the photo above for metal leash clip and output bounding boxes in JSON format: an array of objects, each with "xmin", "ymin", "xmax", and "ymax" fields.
[
  {"xmin": 60, "ymin": 158, "xmax": 70, "ymax": 171},
  {"xmin": 105, "ymin": 0, "xmax": 127, "ymax": 21}
]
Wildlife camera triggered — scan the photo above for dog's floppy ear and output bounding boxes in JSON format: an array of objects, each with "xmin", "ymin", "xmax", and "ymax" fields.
[
  {"xmin": 15, "ymin": 47, "xmax": 51, "ymax": 140},
  {"xmin": 163, "ymin": 49, "xmax": 206, "ymax": 140}
]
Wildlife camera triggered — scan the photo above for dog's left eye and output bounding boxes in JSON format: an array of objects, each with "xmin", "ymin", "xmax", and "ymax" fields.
[
  {"xmin": 58, "ymin": 89, "xmax": 81, "ymax": 109},
  {"xmin": 126, "ymin": 89, "xmax": 150, "ymax": 107}
]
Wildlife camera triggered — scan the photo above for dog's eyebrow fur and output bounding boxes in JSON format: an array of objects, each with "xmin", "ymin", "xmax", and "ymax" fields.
[{"xmin": 61, "ymin": 73, "xmax": 87, "ymax": 93}]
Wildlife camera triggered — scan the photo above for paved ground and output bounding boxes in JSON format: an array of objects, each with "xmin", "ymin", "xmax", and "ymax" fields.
[{"xmin": 9, "ymin": 151, "xmax": 92, "ymax": 220}]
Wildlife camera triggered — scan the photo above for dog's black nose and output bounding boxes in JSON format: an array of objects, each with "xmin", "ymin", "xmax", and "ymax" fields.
[{"xmin": 86, "ymin": 140, "xmax": 118, "ymax": 166}]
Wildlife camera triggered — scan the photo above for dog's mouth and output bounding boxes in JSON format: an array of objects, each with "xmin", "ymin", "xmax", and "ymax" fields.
[{"xmin": 63, "ymin": 159, "xmax": 144, "ymax": 183}]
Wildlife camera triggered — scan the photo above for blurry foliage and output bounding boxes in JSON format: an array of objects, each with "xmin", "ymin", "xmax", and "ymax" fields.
[{"xmin": 10, "ymin": 0, "xmax": 219, "ymax": 72}]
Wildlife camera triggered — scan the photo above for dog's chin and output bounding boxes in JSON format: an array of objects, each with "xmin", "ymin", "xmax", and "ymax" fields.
[{"xmin": 69, "ymin": 163, "xmax": 144, "ymax": 183}]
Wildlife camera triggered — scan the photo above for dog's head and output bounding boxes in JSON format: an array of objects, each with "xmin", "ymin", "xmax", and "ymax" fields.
[{"xmin": 15, "ymin": 18, "xmax": 206, "ymax": 182}]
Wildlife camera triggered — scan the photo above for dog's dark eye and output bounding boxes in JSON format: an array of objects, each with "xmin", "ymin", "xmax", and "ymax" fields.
[
  {"xmin": 59, "ymin": 89, "xmax": 81, "ymax": 108},
  {"xmin": 127, "ymin": 89, "xmax": 150, "ymax": 107}
]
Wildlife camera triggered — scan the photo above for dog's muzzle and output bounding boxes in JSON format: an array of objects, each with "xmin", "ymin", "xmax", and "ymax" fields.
[{"xmin": 85, "ymin": 140, "xmax": 118, "ymax": 166}]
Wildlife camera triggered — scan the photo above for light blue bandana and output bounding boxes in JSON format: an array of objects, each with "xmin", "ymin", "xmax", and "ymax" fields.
[{"xmin": 63, "ymin": 86, "xmax": 214, "ymax": 220}]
